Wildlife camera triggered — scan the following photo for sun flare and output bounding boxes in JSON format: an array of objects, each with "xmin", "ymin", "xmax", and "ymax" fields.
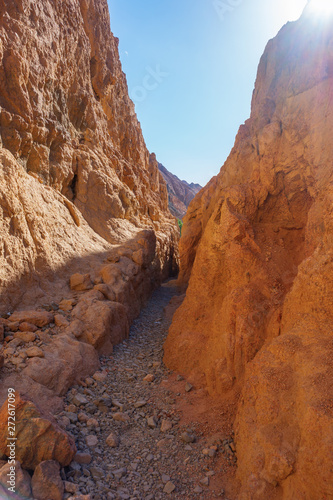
[{"xmin": 307, "ymin": 0, "xmax": 333, "ymax": 15}]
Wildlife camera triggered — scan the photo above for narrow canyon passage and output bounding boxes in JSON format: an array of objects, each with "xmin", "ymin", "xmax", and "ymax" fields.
[{"xmin": 58, "ymin": 283, "xmax": 236, "ymax": 500}]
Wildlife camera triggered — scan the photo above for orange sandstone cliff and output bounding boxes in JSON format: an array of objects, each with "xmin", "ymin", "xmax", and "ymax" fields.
[
  {"xmin": 0, "ymin": 0, "xmax": 178, "ymax": 411},
  {"xmin": 0, "ymin": 0, "xmax": 178, "ymax": 314},
  {"xmin": 164, "ymin": 6, "xmax": 333, "ymax": 499}
]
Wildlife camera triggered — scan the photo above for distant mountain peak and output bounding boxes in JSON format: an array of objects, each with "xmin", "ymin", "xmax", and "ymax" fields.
[{"xmin": 157, "ymin": 163, "xmax": 202, "ymax": 219}]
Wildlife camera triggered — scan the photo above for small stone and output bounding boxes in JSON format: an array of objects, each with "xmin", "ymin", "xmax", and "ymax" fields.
[
  {"xmin": 59, "ymin": 299, "xmax": 77, "ymax": 312},
  {"xmin": 194, "ymin": 486, "xmax": 203, "ymax": 494},
  {"xmin": 14, "ymin": 331, "xmax": 37, "ymax": 343},
  {"xmin": 74, "ymin": 453, "xmax": 92, "ymax": 465},
  {"xmin": 185, "ymin": 382, "xmax": 193, "ymax": 392},
  {"xmin": 162, "ymin": 474, "xmax": 170, "ymax": 483},
  {"xmin": 134, "ymin": 399, "xmax": 147, "ymax": 408},
  {"xmin": 163, "ymin": 481, "xmax": 176, "ymax": 494},
  {"xmin": 113, "ymin": 468, "xmax": 127, "ymax": 479},
  {"xmin": 64, "ymin": 481, "xmax": 78, "ymax": 494},
  {"xmin": 19, "ymin": 322, "xmax": 38, "ymax": 332},
  {"xmin": 85, "ymin": 435, "xmax": 98, "ymax": 447},
  {"xmin": 113, "ymin": 412, "xmax": 129, "ymax": 423},
  {"xmin": 176, "ymin": 375, "xmax": 184, "ymax": 381},
  {"xmin": 65, "ymin": 412, "xmax": 78, "ymax": 423},
  {"xmin": 92, "ymin": 371, "xmax": 108, "ymax": 383},
  {"xmin": 72, "ymin": 393, "xmax": 88, "ymax": 406},
  {"xmin": 200, "ymin": 477, "xmax": 210, "ymax": 486},
  {"xmin": 90, "ymin": 466, "xmax": 104, "ymax": 480},
  {"xmin": 147, "ymin": 416, "xmax": 157, "ymax": 428},
  {"xmin": 180, "ymin": 432, "xmax": 196, "ymax": 443},
  {"xmin": 78, "ymin": 412, "xmax": 89, "ymax": 422},
  {"xmin": 54, "ymin": 314, "xmax": 69, "ymax": 328},
  {"xmin": 160, "ymin": 419, "xmax": 172, "ymax": 433},
  {"xmin": 25, "ymin": 346, "xmax": 44, "ymax": 358},
  {"xmin": 106, "ymin": 432, "xmax": 120, "ymax": 448},
  {"xmin": 143, "ymin": 374, "xmax": 155, "ymax": 383},
  {"xmin": 112, "ymin": 400, "xmax": 124, "ymax": 411},
  {"xmin": 86, "ymin": 418, "xmax": 99, "ymax": 427}
]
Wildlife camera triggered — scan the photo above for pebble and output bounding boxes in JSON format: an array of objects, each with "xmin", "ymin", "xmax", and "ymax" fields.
[
  {"xmin": 163, "ymin": 481, "xmax": 176, "ymax": 494},
  {"xmin": 160, "ymin": 419, "xmax": 173, "ymax": 433},
  {"xmin": 25, "ymin": 346, "xmax": 44, "ymax": 358},
  {"xmin": 74, "ymin": 453, "xmax": 92, "ymax": 465},
  {"xmin": 61, "ymin": 286, "xmax": 223, "ymax": 499},
  {"xmin": 180, "ymin": 432, "xmax": 196, "ymax": 444},
  {"xmin": 106, "ymin": 432, "xmax": 120, "ymax": 448},
  {"xmin": 85, "ymin": 435, "xmax": 98, "ymax": 447}
]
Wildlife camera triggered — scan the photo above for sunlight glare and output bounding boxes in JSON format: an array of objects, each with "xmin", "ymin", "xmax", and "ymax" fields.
[{"xmin": 307, "ymin": 0, "xmax": 333, "ymax": 15}]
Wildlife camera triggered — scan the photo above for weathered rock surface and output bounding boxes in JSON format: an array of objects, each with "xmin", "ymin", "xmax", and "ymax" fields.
[
  {"xmin": 165, "ymin": 7, "xmax": 333, "ymax": 499},
  {"xmin": 0, "ymin": 0, "xmax": 179, "ymax": 442},
  {"xmin": 31, "ymin": 460, "xmax": 64, "ymax": 500},
  {"xmin": 0, "ymin": 395, "xmax": 76, "ymax": 469},
  {"xmin": 158, "ymin": 161, "xmax": 202, "ymax": 219},
  {"xmin": 0, "ymin": 0, "xmax": 178, "ymax": 314},
  {"xmin": 0, "ymin": 460, "xmax": 32, "ymax": 499}
]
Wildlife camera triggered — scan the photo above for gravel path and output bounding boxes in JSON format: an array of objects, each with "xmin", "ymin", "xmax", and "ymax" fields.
[{"xmin": 59, "ymin": 284, "xmax": 229, "ymax": 500}]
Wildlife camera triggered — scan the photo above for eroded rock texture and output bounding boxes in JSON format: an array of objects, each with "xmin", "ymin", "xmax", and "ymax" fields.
[
  {"xmin": 0, "ymin": 0, "xmax": 178, "ymax": 312},
  {"xmin": 164, "ymin": 8, "xmax": 333, "ymax": 499},
  {"xmin": 158, "ymin": 160, "xmax": 202, "ymax": 219}
]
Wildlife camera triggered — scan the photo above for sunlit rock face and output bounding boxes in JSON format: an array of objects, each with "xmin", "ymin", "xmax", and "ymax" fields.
[
  {"xmin": 0, "ymin": 0, "xmax": 178, "ymax": 311},
  {"xmin": 158, "ymin": 161, "xmax": 202, "ymax": 219},
  {"xmin": 164, "ymin": 9, "xmax": 333, "ymax": 499}
]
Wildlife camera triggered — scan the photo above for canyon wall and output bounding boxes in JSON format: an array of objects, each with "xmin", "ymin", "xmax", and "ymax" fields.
[
  {"xmin": 0, "ymin": 0, "xmax": 178, "ymax": 314},
  {"xmin": 158, "ymin": 161, "xmax": 202, "ymax": 219},
  {"xmin": 0, "ymin": 0, "xmax": 179, "ymax": 417},
  {"xmin": 164, "ymin": 7, "xmax": 333, "ymax": 499}
]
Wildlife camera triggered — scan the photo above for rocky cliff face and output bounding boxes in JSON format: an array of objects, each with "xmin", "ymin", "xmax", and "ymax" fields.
[
  {"xmin": 164, "ymin": 7, "xmax": 333, "ymax": 499},
  {"xmin": 0, "ymin": 0, "xmax": 179, "ymax": 477},
  {"xmin": 0, "ymin": 0, "xmax": 178, "ymax": 313},
  {"xmin": 158, "ymin": 161, "xmax": 202, "ymax": 219}
]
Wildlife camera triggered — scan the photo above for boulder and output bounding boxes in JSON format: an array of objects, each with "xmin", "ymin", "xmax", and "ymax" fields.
[
  {"xmin": 70, "ymin": 273, "xmax": 93, "ymax": 292},
  {"xmin": 9, "ymin": 311, "xmax": 54, "ymax": 328},
  {"xmin": 0, "ymin": 395, "xmax": 76, "ymax": 469},
  {"xmin": 69, "ymin": 291, "xmax": 129, "ymax": 355},
  {"xmin": 0, "ymin": 460, "xmax": 32, "ymax": 499},
  {"xmin": 23, "ymin": 335, "xmax": 100, "ymax": 396},
  {"xmin": 31, "ymin": 460, "xmax": 64, "ymax": 500},
  {"xmin": 14, "ymin": 332, "xmax": 37, "ymax": 343},
  {"xmin": 19, "ymin": 322, "xmax": 38, "ymax": 332}
]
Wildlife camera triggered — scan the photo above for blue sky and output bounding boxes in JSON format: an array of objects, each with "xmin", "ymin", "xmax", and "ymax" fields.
[{"xmin": 108, "ymin": 0, "xmax": 307, "ymax": 186}]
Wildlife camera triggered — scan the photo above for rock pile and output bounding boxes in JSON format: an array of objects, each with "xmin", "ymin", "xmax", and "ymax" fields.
[{"xmin": 0, "ymin": 285, "xmax": 235, "ymax": 499}]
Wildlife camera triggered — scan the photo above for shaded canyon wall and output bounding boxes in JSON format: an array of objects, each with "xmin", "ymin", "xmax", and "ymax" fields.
[{"xmin": 0, "ymin": 0, "xmax": 178, "ymax": 314}]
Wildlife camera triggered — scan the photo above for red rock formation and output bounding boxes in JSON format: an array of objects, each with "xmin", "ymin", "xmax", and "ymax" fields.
[
  {"xmin": 0, "ymin": 0, "xmax": 178, "ymax": 313},
  {"xmin": 0, "ymin": 1, "xmax": 179, "ymax": 479},
  {"xmin": 158, "ymin": 160, "xmax": 202, "ymax": 219},
  {"xmin": 164, "ymin": 6, "xmax": 333, "ymax": 498},
  {"xmin": 0, "ymin": 395, "xmax": 76, "ymax": 469}
]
